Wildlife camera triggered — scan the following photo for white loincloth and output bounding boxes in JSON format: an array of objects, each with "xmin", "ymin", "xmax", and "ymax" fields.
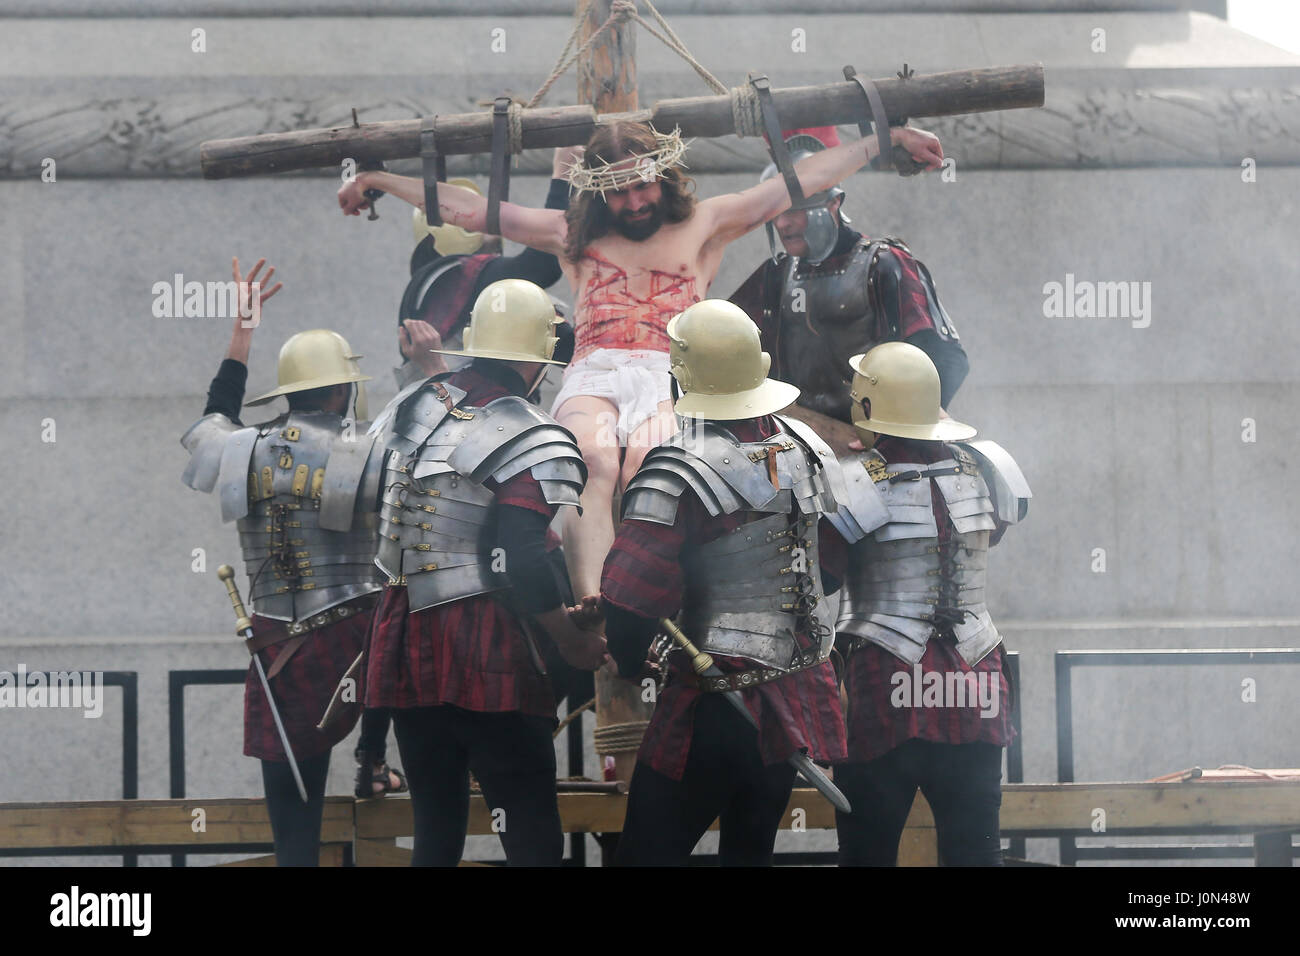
[{"xmin": 551, "ymin": 348, "xmax": 673, "ymax": 446}]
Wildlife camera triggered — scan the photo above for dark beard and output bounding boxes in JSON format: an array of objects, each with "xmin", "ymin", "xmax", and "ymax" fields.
[{"xmin": 612, "ymin": 204, "xmax": 663, "ymax": 241}]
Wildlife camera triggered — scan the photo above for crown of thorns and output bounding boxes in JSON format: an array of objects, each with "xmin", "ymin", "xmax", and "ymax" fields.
[{"xmin": 565, "ymin": 126, "xmax": 690, "ymax": 197}]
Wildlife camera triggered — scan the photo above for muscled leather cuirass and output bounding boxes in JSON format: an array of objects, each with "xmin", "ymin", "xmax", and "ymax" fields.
[
  {"xmin": 181, "ymin": 410, "xmax": 386, "ymax": 623},
  {"xmin": 776, "ymin": 243, "xmax": 880, "ymax": 423},
  {"xmin": 773, "ymin": 237, "xmax": 959, "ymax": 424}
]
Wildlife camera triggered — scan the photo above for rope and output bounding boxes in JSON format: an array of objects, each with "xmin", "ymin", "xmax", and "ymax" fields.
[
  {"xmin": 507, "ymin": 101, "xmax": 524, "ymax": 154},
  {"xmin": 729, "ymin": 83, "xmax": 763, "ymax": 138},
  {"xmin": 526, "ymin": 0, "xmax": 729, "ymax": 110},
  {"xmin": 552, "ymin": 696, "xmax": 596, "ymax": 739},
  {"xmin": 633, "ymin": 0, "xmax": 727, "ymax": 96},
  {"xmin": 593, "ymin": 720, "xmax": 650, "ymax": 755},
  {"xmin": 525, "ymin": 0, "xmax": 610, "ymax": 109}
]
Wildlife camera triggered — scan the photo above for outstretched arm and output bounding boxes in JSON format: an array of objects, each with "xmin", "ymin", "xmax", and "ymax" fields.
[
  {"xmin": 340, "ymin": 170, "xmax": 568, "ymax": 256},
  {"xmin": 700, "ymin": 126, "xmax": 943, "ymax": 248}
]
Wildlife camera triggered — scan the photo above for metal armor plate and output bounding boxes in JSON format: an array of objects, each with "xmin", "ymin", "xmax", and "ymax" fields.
[
  {"xmin": 836, "ymin": 446, "xmax": 1004, "ymax": 666},
  {"xmin": 956, "ymin": 440, "xmax": 1031, "ymax": 524},
  {"xmin": 182, "ymin": 410, "xmax": 385, "ymax": 624},
  {"xmin": 623, "ymin": 419, "xmax": 835, "ymax": 671},
  {"xmin": 375, "ymin": 387, "xmax": 585, "ymax": 613}
]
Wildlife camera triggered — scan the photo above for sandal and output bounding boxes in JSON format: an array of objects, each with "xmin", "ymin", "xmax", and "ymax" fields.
[{"xmin": 354, "ymin": 749, "xmax": 408, "ymax": 799}]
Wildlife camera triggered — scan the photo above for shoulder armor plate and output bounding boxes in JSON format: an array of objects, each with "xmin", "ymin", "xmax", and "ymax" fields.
[
  {"xmin": 953, "ymin": 440, "xmax": 1030, "ymax": 524},
  {"xmin": 622, "ymin": 422, "xmax": 781, "ymax": 525},
  {"xmin": 820, "ymin": 450, "xmax": 891, "ymax": 544},
  {"xmin": 181, "ymin": 413, "xmax": 241, "ymax": 493}
]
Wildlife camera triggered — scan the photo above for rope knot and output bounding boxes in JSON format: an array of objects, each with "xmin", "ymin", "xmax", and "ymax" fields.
[{"xmin": 611, "ymin": 0, "xmax": 637, "ymax": 22}]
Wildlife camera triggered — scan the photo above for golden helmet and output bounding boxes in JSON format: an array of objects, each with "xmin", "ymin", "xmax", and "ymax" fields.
[
  {"xmin": 848, "ymin": 341, "xmax": 975, "ymax": 441},
  {"xmin": 246, "ymin": 329, "xmax": 371, "ymax": 414},
  {"xmin": 412, "ymin": 178, "xmax": 487, "ymax": 255},
  {"xmin": 668, "ymin": 300, "xmax": 799, "ymax": 419},
  {"xmin": 429, "ymin": 279, "xmax": 566, "ymax": 366}
]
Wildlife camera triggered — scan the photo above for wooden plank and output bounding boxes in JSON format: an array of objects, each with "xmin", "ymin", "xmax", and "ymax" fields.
[
  {"xmin": 1000, "ymin": 782, "xmax": 1300, "ymax": 833},
  {"xmin": 898, "ymin": 796, "xmax": 938, "ymax": 866},
  {"xmin": 6, "ymin": 780, "xmax": 1299, "ymax": 856},
  {"xmin": 354, "ymin": 837, "xmax": 410, "ymax": 867},
  {"xmin": 215, "ymin": 844, "xmax": 347, "ymax": 867},
  {"xmin": 0, "ymin": 797, "xmax": 352, "ymax": 848}
]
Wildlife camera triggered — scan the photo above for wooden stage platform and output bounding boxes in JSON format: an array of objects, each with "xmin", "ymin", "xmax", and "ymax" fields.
[{"xmin": 3, "ymin": 774, "xmax": 1298, "ymax": 866}]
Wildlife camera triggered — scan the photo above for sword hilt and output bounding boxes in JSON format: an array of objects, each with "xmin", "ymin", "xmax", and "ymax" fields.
[
  {"xmin": 217, "ymin": 564, "xmax": 254, "ymax": 636},
  {"xmin": 659, "ymin": 618, "xmax": 714, "ymax": 676}
]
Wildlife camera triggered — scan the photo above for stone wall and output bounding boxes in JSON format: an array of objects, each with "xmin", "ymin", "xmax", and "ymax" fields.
[{"xmin": 3, "ymin": 5, "xmax": 1297, "ymax": 864}]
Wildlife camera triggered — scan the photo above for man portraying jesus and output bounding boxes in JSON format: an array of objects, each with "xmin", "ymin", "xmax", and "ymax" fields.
[{"xmin": 337, "ymin": 120, "xmax": 943, "ymax": 601}]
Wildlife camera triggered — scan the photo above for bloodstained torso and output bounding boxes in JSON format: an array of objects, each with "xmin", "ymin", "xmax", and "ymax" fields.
[{"xmin": 555, "ymin": 198, "xmax": 736, "ymax": 361}]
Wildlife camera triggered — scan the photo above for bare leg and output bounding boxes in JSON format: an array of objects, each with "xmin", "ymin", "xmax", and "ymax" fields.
[
  {"xmin": 620, "ymin": 399, "xmax": 679, "ymax": 490},
  {"xmin": 556, "ymin": 395, "xmax": 622, "ymax": 599}
]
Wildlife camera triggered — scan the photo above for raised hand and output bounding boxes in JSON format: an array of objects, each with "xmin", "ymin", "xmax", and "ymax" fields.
[
  {"xmin": 226, "ymin": 256, "xmax": 283, "ymax": 363},
  {"xmin": 233, "ymin": 256, "xmax": 282, "ymax": 326}
]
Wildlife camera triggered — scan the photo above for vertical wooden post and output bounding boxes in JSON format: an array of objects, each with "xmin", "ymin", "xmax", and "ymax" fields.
[{"xmin": 578, "ymin": 0, "xmax": 656, "ymax": 788}]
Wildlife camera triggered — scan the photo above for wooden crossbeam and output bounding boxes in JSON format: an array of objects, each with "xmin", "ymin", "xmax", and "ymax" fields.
[{"xmin": 199, "ymin": 65, "xmax": 1044, "ymax": 180}]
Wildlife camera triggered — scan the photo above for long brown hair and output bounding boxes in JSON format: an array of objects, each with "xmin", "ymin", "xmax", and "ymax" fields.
[{"xmin": 563, "ymin": 122, "xmax": 696, "ymax": 263}]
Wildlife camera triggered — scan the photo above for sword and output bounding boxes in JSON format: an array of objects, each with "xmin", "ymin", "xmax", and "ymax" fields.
[
  {"xmin": 217, "ymin": 565, "xmax": 308, "ymax": 803},
  {"xmin": 659, "ymin": 618, "xmax": 851, "ymax": 814}
]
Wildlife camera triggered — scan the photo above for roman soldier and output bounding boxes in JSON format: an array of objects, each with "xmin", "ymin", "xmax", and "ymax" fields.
[
  {"xmin": 827, "ymin": 341, "xmax": 1030, "ymax": 866},
  {"xmin": 395, "ymin": 147, "xmax": 580, "ymax": 388},
  {"xmin": 180, "ymin": 258, "xmax": 412, "ymax": 865},
  {"xmin": 363, "ymin": 278, "xmax": 606, "ymax": 867},
  {"xmin": 729, "ymin": 128, "xmax": 969, "ymax": 455},
  {"xmin": 598, "ymin": 299, "xmax": 848, "ymax": 866}
]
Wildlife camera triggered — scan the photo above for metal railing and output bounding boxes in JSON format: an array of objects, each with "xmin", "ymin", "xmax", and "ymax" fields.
[{"xmin": 1055, "ymin": 648, "xmax": 1300, "ymax": 865}]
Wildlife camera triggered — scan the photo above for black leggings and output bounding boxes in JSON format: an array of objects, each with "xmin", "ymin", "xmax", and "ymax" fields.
[
  {"xmin": 261, "ymin": 751, "xmax": 332, "ymax": 867},
  {"xmin": 391, "ymin": 705, "xmax": 563, "ymax": 867},
  {"xmin": 835, "ymin": 739, "xmax": 1004, "ymax": 866},
  {"xmin": 357, "ymin": 707, "xmax": 393, "ymax": 758},
  {"xmin": 615, "ymin": 694, "xmax": 798, "ymax": 867}
]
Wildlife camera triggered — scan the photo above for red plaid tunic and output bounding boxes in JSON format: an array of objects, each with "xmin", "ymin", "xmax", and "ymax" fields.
[
  {"xmin": 841, "ymin": 436, "xmax": 1017, "ymax": 763},
  {"xmin": 244, "ymin": 609, "xmax": 370, "ymax": 761},
  {"xmin": 601, "ymin": 417, "xmax": 848, "ymax": 781},
  {"xmin": 362, "ymin": 364, "xmax": 559, "ymax": 720}
]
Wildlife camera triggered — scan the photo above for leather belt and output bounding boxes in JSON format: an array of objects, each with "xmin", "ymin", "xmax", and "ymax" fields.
[
  {"xmin": 248, "ymin": 593, "xmax": 379, "ymax": 653},
  {"xmin": 673, "ymin": 651, "xmax": 825, "ymax": 693}
]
